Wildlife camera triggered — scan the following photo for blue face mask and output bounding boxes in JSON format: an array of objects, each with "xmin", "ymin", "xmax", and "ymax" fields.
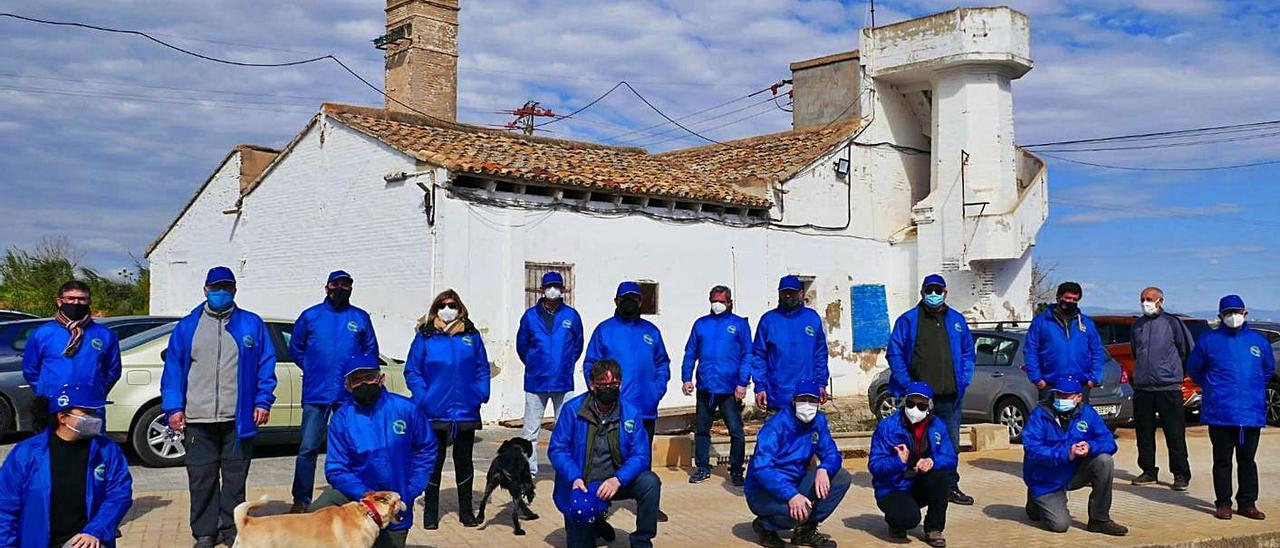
[
  {"xmin": 1053, "ymin": 398, "xmax": 1077, "ymax": 413},
  {"xmin": 923, "ymin": 293, "xmax": 945, "ymax": 308},
  {"xmin": 206, "ymin": 289, "xmax": 235, "ymax": 311}
]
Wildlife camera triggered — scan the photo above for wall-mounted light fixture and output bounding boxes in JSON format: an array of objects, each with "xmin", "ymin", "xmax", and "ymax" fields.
[{"xmin": 834, "ymin": 158, "xmax": 850, "ymax": 178}]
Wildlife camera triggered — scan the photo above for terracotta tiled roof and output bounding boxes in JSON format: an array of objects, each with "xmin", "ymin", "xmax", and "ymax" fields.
[{"xmin": 324, "ymin": 103, "xmax": 858, "ymax": 209}]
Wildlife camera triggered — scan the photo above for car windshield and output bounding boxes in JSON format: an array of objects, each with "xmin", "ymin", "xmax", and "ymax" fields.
[{"xmin": 119, "ymin": 323, "xmax": 177, "ymax": 351}]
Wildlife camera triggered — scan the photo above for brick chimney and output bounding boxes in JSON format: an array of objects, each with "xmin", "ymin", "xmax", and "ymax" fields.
[{"xmin": 383, "ymin": 0, "xmax": 459, "ymax": 122}]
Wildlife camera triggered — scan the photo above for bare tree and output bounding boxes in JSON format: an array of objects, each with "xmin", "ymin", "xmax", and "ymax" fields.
[{"xmin": 1030, "ymin": 258, "xmax": 1059, "ymax": 313}]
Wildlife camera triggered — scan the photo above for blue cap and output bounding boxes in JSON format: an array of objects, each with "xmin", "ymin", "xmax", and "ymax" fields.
[
  {"xmin": 342, "ymin": 353, "xmax": 382, "ymax": 379},
  {"xmin": 1219, "ymin": 294, "xmax": 1246, "ymax": 313},
  {"xmin": 1051, "ymin": 376, "xmax": 1084, "ymax": 395},
  {"xmin": 922, "ymin": 274, "xmax": 946, "ymax": 289},
  {"xmin": 205, "ymin": 266, "xmax": 236, "ymax": 286},
  {"xmin": 542, "ymin": 271, "xmax": 565, "ymax": 287},
  {"xmin": 793, "ymin": 379, "xmax": 823, "ymax": 400},
  {"xmin": 778, "ymin": 275, "xmax": 803, "ymax": 292},
  {"xmin": 567, "ymin": 482, "xmax": 611, "ymax": 525},
  {"xmin": 904, "ymin": 381, "xmax": 933, "ymax": 400},
  {"xmin": 616, "ymin": 281, "xmax": 641, "ymax": 298},
  {"xmin": 48, "ymin": 384, "xmax": 109, "ymax": 413},
  {"xmin": 327, "ymin": 270, "xmax": 353, "ymax": 283}
]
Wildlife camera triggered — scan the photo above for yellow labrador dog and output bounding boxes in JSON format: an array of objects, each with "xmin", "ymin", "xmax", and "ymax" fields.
[{"xmin": 232, "ymin": 491, "xmax": 404, "ymax": 548}]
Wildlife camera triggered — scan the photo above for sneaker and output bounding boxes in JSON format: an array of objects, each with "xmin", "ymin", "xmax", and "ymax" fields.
[
  {"xmin": 460, "ymin": 514, "xmax": 480, "ymax": 527},
  {"xmin": 948, "ymin": 487, "xmax": 974, "ymax": 506},
  {"xmin": 752, "ymin": 517, "xmax": 785, "ymax": 548},
  {"xmin": 1172, "ymin": 476, "xmax": 1190, "ymax": 491},
  {"xmin": 1239, "ymin": 506, "xmax": 1267, "ymax": 520},
  {"xmin": 1131, "ymin": 471, "xmax": 1159, "ymax": 486},
  {"xmin": 422, "ymin": 513, "xmax": 439, "ymax": 530},
  {"xmin": 289, "ymin": 502, "xmax": 308, "ymax": 514},
  {"xmin": 731, "ymin": 473, "xmax": 745, "ymax": 487},
  {"xmin": 1215, "ymin": 506, "xmax": 1233, "ymax": 520},
  {"xmin": 1087, "ymin": 520, "xmax": 1129, "ymax": 536},
  {"xmin": 889, "ymin": 528, "xmax": 908, "ymax": 540},
  {"xmin": 216, "ymin": 532, "xmax": 236, "ymax": 547},
  {"xmin": 925, "ymin": 531, "xmax": 947, "ymax": 547},
  {"xmin": 595, "ymin": 519, "xmax": 616, "ymax": 542},
  {"xmin": 690, "ymin": 468, "xmax": 713, "ymax": 484},
  {"xmin": 1025, "ymin": 501, "xmax": 1042, "ymax": 522},
  {"xmin": 193, "ymin": 537, "xmax": 216, "ymax": 548},
  {"xmin": 657, "ymin": 509, "xmax": 669, "ymax": 522},
  {"xmin": 791, "ymin": 524, "xmax": 837, "ymax": 547}
]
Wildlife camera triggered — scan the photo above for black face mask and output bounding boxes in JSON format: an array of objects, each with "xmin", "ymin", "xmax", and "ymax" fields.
[
  {"xmin": 328, "ymin": 287, "xmax": 352, "ymax": 308},
  {"xmin": 594, "ymin": 386, "xmax": 620, "ymax": 406},
  {"xmin": 780, "ymin": 297, "xmax": 802, "ymax": 310},
  {"xmin": 59, "ymin": 303, "xmax": 90, "ymax": 322},
  {"xmin": 1057, "ymin": 301, "xmax": 1079, "ymax": 316},
  {"xmin": 616, "ymin": 299, "xmax": 641, "ymax": 319},
  {"xmin": 351, "ymin": 383, "xmax": 381, "ymax": 406}
]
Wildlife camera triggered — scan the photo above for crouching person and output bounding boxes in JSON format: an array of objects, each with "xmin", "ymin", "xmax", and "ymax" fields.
[
  {"xmin": 1023, "ymin": 377, "xmax": 1128, "ymax": 536},
  {"xmin": 0, "ymin": 384, "xmax": 133, "ymax": 548},
  {"xmin": 311, "ymin": 355, "xmax": 437, "ymax": 548},
  {"xmin": 549, "ymin": 359, "xmax": 661, "ymax": 548},
  {"xmin": 869, "ymin": 382, "xmax": 956, "ymax": 547},
  {"xmin": 745, "ymin": 380, "xmax": 849, "ymax": 548}
]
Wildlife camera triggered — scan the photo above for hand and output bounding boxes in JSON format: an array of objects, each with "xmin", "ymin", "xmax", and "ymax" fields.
[
  {"xmin": 596, "ymin": 477, "xmax": 622, "ymax": 501},
  {"xmin": 814, "ymin": 468, "xmax": 831, "ymax": 500},
  {"xmin": 682, "ymin": 382, "xmax": 694, "ymax": 396},
  {"xmin": 819, "ymin": 386, "xmax": 829, "ymax": 404},
  {"xmin": 788, "ymin": 494, "xmax": 812, "ymax": 522},
  {"xmin": 756, "ymin": 391, "xmax": 768, "ymax": 409},
  {"xmin": 915, "ymin": 458, "xmax": 934, "ymax": 474},
  {"xmin": 168, "ymin": 411, "xmax": 186, "ymax": 432},
  {"xmin": 572, "ymin": 479, "xmax": 588, "ymax": 493},
  {"xmin": 253, "ymin": 408, "xmax": 270, "ymax": 425},
  {"xmin": 1076, "ymin": 441, "xmax": 1091, "ymax": 457},
  {"xmin": 1069, "ymin": 442, "xmax": 1088, "ymax": 460},
  {"xmin": 1035, "ymin": 381, "xmax": 1047, "ymax": 389},
  {"xmin": 69, "ymin": 533, "xmax": 101, "ymax": 548},
  {"xmin": 894, "ymin": 444, "xmax": 910, "ymax": 464},
  {"xmin": 1086, "ymin": 380, "xmax": 1096, "ymax": 389}
]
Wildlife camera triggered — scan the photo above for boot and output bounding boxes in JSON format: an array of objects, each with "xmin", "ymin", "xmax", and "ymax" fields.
[
  {"xmin": 458, "ymin": 487, "xmax": 479, "ymax": 527},
  {"xmin": 1087, "ymin": 520, "xmax": 1129, "ymax": 536},
  {"xmin": 751, "ymin": 517, "xmax": 784, "ymax": 548},
  {"xmin": 791, "ymin": 524, "xmax": 837, "ymax": 547},
  {"xmin": 422, "ymin": 486, "xmax": 440, "ymax": 530}
]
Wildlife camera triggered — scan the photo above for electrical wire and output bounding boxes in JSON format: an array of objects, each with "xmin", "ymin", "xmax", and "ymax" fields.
[
  {"xmin": 619, "ymin": 95, "xmax": 781, "ymax": 146},
  {"xmin": 1038, "ymin": 152, "xmax": 1280, "ymax": 172},
  {"xmin": 1031, "ymin": 129, "xmax": 1280, "ymax": 153},
  {"xmin": 0, "ymin": 84, "xmax": 315, "ymax": 114},
  {"xmin": 1022, "ymin": 119, "xmax": 1280, "ymax": 148},
  {"xmin": 619, "ymin": 82, "xmax": 725, "ymax": 145},
  {"xmin": 631, "ymin": 100, "xmax": 783, "ymax": 148},
  {"xmin": 534, "ymin": 82, "xmax": 624, "ymax": 128},
  {"xmin": 602, "ymin": 84, "xmax": 779, "ymax": 142}
]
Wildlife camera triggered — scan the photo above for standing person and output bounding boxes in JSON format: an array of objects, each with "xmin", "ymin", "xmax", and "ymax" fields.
[
  {"xmin": 549, "ymin": 359, "xmax": 661, "ymax": 548},
  {"xmin": 885, "ymin": 274, "xmax": 976, "ymax": 505},
  {"xmin": 160, "ymin": 266, "xmax": 278, "ymax": 548},
  {"xmin": 22, "ymin": 280, "xmax": 122, "ymax": 400},
  {"xmin": 744, "ymin": 379, "xmax": 847, "ymax": 548},
  {"xmin": 1187, "ymin": 295, "xmax": 1275, "ymax": 521},
  {"xmin": 681, "ymin": 285, "xmax": 752, "ymax": 486},
  {"xmin": 0, "ymin": 385, "xmax": 133, "ymax": 548},
  {"xmin": 1023, "ymin": 282, "xmax": 1106, "ymax": 400},
  {"xmin": 288, "ymin": 270, "xmax": 380, "ymax": 513},
  {"xmin": 405, "ymin": 289, "xmax": 490, "ymax": 529},
  {"xmin": 311, "ymin": 354, "xmax": 437, "ymax": 548},
  {"xmin": 516, "ymin": 271, "xmax": 584, "ymax": 476},
  {"xmin": 751, "ymin": 276, "xmax": 829, "ymax": 411},
  {"xmin": 1130, "ymin": 287, "xmax": 1193, "ymax": 491},
  {"xmin": 869, "ymin": 382, "xmax": 957, "ymax": 547},
  {"xmin": 1022, "ymin": 377, "xmax": 1128, "ymax": 536}
]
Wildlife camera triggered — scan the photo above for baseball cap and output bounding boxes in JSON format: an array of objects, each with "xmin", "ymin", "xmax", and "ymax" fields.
[
  {"xmin": 922, "ymin": 274, "xmax": 946, "ymax": 289},
  {"xmin": 48, "ymin": 384, "xmax": 110, "ymax": 414},
  {"xmin": 205, "ymin": 266, "xmax": 236, "ymax": 286},
  {"xmin": 542, "ymin": 271, "xmax": 565, "ymax": 287},
  {"xmin": 1051, "ymin": 377, "xmax": 1084, "ymax": 395},
  {"xmin": 342, "ymin": 353, "xmax": 383, "ymax": 380},
  {"xmin": 567, "ymin": 482, "xmax": 611, "ymax": 525},
  {"xmin": 1219, "ymin": 294, "xmax": 1246, "ymax": 313},
  {"xmin": 327, "ymin": 270, "xmax": 353, "ymax": 284},
  {"xmin": 778, "ymin": 275, "xmax": 803, "ymax": 292},
  {"xmin": 793, "ymin": 379, "xmax": 823, "ymax": 400},
  {"xmin": 904, "ymin": 381, "xmax": 934, "ymax": 400},
  {"xmin": 616, "ymin": 281, "xmax": 641, "ymax": 298}
]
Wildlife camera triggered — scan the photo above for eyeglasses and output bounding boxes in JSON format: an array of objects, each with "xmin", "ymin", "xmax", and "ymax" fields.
[
  {"xmin": 905, "ymin": 401, "xmax": 930, "ymax": 412},
  {"xmin": 923, "ymin": 289, "xmax": 944, "ymax": 296},
  {"xmin": 592, "ymin": 382, "xmax": 621, "ymax": 389},
  {"xmin": 439, "ymin": 303, "xmax": 458, "ymax": 310}
]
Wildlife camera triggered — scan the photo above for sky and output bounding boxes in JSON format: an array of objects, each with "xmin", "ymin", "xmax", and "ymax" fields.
[{"xmin": 1, "ymin": 0, "xmax": 1278, "ymax": 313}]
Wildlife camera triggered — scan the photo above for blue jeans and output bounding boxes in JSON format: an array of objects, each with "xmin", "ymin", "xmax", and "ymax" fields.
[
  {"xmin": 931, "ymin": 395, "xmax": 962, "ymax": 485},
  {"xmin": 746, "ymin": 468, "xmax": 852, "ymax": 531},
  {"xmin": 694, "ymin": 390, "xmax": 745, "ymax": 474},
  {"xmin": 564, "ymin": 470, "xmax": 661, "ymax": 548},
  {"xmin": 292, "ymin": 402, "xmax": 336, "ymax": 505}
]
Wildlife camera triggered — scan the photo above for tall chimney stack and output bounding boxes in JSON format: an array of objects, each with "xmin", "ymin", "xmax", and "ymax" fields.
[{"xmin": 382, "ymin": 0, "xmax": 459, "ymax": 122}]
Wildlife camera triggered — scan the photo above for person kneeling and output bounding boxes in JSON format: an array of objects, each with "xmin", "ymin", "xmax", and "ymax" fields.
[
  {"xmin": 745, "ymin": 380, "xmax": 849, "ymax": 548},
  {"xmin": 1022, "ymin": 377, "xmax": 1128, "ymax": 536},
  {"xmin": 549, "ymin": 359, "xmax": 661, "ymax": 548},
  {"xmin": 869, "ymin": 382, "xmax": 955, "ymax": 547}
]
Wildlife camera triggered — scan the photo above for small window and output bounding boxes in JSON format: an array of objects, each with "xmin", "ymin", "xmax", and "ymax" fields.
[
  {"xmin": 1109, "ymin": 323, "xmax": 1132, "ymax": 345},
  {"xmin": 11, "ymin": 325, "xmax": 38, "ymax": 352},
  {"xmin": 525, "ymin": 261, "xmax": 575, "ymax": 309},
  {"xmin": 975, "ymin": 335, "xmax": 1019, "ymax": 367},
  {"xmin": 271, "ymin": 323, "xmax": 294, "ymax": 364},
  {"xmin": 796, "ymin": 275, "xmax": 816, "ymax": 305},
  {"xmin": 638, "ymin": 281, "xmax": 659, "ymax": 315}
]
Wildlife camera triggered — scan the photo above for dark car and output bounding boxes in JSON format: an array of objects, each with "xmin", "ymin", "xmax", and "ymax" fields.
[
  {"xmin": 867, "ymin": 328, "xmax": 1134, "ymax": 442},
  {"xmin": 0, "ymin": 310, "xmax": 37, "ymax": 322},
  {"xmin": 1092, "ymin": 314, "xmax": 1212, "ymax": 415},
  {"xmin": 1237, "ymin": 321, "xmax": 1280, "ymax": 426}
]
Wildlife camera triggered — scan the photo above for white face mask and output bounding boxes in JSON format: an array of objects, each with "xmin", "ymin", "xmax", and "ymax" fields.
[
  {"xmin": 710, "ymin": 302, "xmax": 728, "ymax": 315},
  {"xmin": 437, "ymin": 306, "xmax": 459, "ymax": 323},
  {"xmin": 1142, "ymin": 301, "xmax": 1159, "ymax": 316},
  {"xmin": 66, "ymin": 413, "xmax": 103, "ymax": 439},
  {"xmin": 904, "ymin": 406, "xmax": 929, "ymax": 424},
  {"xmin": 1224, "ymin": 313, "xmax": 1245, "ymax": 329},
  {"xmin": 794, "ymin": 402, "xmax": 819, "ymax": 423},
  {"xmin": 544, "ymin": 287, "xmax": 562, "ymax": 301}
]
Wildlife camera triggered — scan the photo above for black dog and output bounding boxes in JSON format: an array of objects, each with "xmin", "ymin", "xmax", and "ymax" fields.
[{"xmin": 476, "ymin": 437, "xmax": 539, "ymax": 535}]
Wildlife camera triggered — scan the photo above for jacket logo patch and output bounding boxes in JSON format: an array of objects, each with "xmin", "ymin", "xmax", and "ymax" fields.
[
  {"xmin": 57, "ymin": 395, "xmax": 70, "ymax": 408},
  {"xmin": 934, "ymin": 432, "xmax": 942, "ymax": 445},
  {"xmin": 562, "ymin": 319, "xmax": 573, "ymax": 329},
  {"xmin": 1078, "ymin": 322, "xmax": 1087, "ymax": 333},
  {"xmin": 347, "ymin": 320, "xmax": 359, "ymax": 332},
  {"xmin": 804, "ymin": 326, "xmax": 815, "ymax": 337},
  {"xmin": 1251, "ymin": 346, "xmax": 1263, "ymax": 358},
  {"xmin": 392, "ymin": 419, "xmax": 407, "ymax": 435},
  {"xmin": 642, "ymin": 334, "xmax": 654, "ymax": 345},
  {"xmin": 953, "ymin": 323, "xmax": 962, "ymax": 333},
  {"xmin": 624, "ymin": 419, "xmax": 636, "ymax": 434},
  {"xmin": 811, "ymin": 431, "xmax": 819, "ymax": 444},
  {"xmin": 1075, "ymin": 420, "xmax": 1089, "ymax": 433},
  {"xmin": 242, "ymin": 335, "xmax": 254, "ymax": 348},
  {"xmin": 461, "ymin": 336, "xmax": 473, "ymax": 346},
  {"xmin": 94, "ymin": 464, "xmax": 106, "ymax": 481},
  {"xmin": 727, "ymin": 325, "xmax": 737, "ymax": 335},
  {"xmin": 90, "ymin": 338, "xmax": 103, "ymax": 351}
]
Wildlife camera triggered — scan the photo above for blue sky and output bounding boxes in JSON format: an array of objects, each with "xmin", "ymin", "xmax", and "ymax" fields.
[{"xmin": 1, "ymin": 0, "xmax": 1277, "ymax": 313}]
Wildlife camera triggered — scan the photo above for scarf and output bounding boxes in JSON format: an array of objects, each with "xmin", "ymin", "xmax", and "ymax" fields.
[
  {"xmin": 431, "ymin": 316, "xmax": 468, "ymax": 336},
  {"xmin": 55, "ymin": 310, "xmax": 91, "ymax": 357}
]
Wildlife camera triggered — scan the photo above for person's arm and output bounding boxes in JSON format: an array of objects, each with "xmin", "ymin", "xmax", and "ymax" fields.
[
  {"xmin": 932, "ymin": 421, "xmax": 959, "ymax": 470},
  {"xmin": 515, "ymin": 311, "xmax": 532, "ymax": 366},
  {"xmin": 1087, "ymin": 321, "xmax": 1106, "ymax": 385},
  {"xmin": 737, "ymin": 319, "xmax": 754, "ymax": 388},
  {"xmin": 1186, "ymin": 337, "xmax": 1207, "ymax": 386},
  {"xmin": 958, "ymin": 320, "xmax": 976, "ymax": 389},
  {"xmin": 750, "ymin": 319, "xmax": 769, "ymax": 394},
  {"xmin": 547, "ymin": 407, "xmax": 582, "ymax": 484},
  {"xmin": 408, "ymin": 412, "xmax": 438, "ymax": 498},
  {"xmin": 815, "ymin": 418, "xmax": 843, "ymax": 476},
  {"xmin": 681, "ymin": 323, "xmax": 699, "ymax": 385},
  {"xmin": 160, "ymin": 326, "xmax": 187, "ymax": 414},
  {"xmin": 813, "ymin": 316, "xmax": 830, "ymax": 383},
  {"xmin": 751, "ymin": 423, "xmax": 801, "ymax": 500},
  {"xmin": 1023, "ymin": 319, "xmax": 1043, "ymax": 384},
  {"xmin": 653, "ymin": 329, "xmax": 671, "ymax": 401},
  {"xmin": 361, "ymin": 310, "xmax": 379, "ymax": 358},
  {"xmin": 474, "ymin": 334, "xmax": 491, "ymax": 404},
  {"xmin": 103, "ymin": 334, "xmax": 123, "ymax": 393},
  {"xmin": 289, "ymin": 310, "xmax": 309, "ymax": 369},
  {"xmin": 1021, "ymin": 413, "xmax": 1069, "ymax": 467},
  {"xmin": 614, "ymin": 415, "xmax": 652, "ymax": 486},
  {"xmin": 0, "ymin": 447, "xmax": 27, "ymax": 543},
  {"xmin": 885, "ymin": 315, "xmax": 912, "ymax": 392},
  {"xmin": 21, "ymin": 328, "xmax": 41, "ymax": 386},
  {"xmin": 1263, "ymin": 334, "xmax": 1277, "ymax": 383},
  {"xmin": 582, "ymin": 327, "xmax": 604, "ymax": 385},
  {"xmin": 569, "ymin": 310, "xmax": 585, "ymax": 366},
  {"xmin": 1087, "ymin": 409, "xmax": 1118, "ymax": 456},
  {"xmin": 255, "ymin": 321, "xmax": 278, "ymax": 411},
  {"xmin": 324, "ymin": 415, "xmax": 371, "ymax": 500},
  {"xmin": 404, "ymin": 335, "xmax": 428, "ymax": 402},
  {"xmin": 867, "ymin": 421, "xmax": 908, "ymax": 479},
  {"xmin": 81, "ymin": 445, "xmax": 133, "ymax": 541},
  {"xmin": 1176, "ymin": 319, "xmax": 1193, "ymax": 364}
]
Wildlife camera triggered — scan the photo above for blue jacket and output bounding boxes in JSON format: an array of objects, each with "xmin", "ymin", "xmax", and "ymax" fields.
[
  {"xmin": 325, "ymin": 389, "xmax": 436, "ymax": 531},
  {"xmin": 750, "ymin": 307, "xmax": 829, "ymax": 406},
  {"xmin": 548, "ymin": 393, "xmax": 651, "ymax": 515},
  {"xmin": 681, "ymin": 312, "xmax": 753, "ymax": 395},
  {"xmin": 405, "ymin": 325, "xmax": 491, "ymax": 424},
  {"xmin": 868, "ymin": 412, "xmax": 957, "ymax": 500},
  {"xmin": 583, "ymin": 316, "xmax": 671, "ymax": 420},
  {"xmin": 886, "ymin": 305, "xmax": 976, "ymax": 400},
  {"xmin": 1187, "ymin": 325, "xmax": 1277, "ymax": 428},
  {"xmin": 1023, "ymin": 309, "xmax": 1106, "ymax": 387},
  {"xmin": 516, "ymin": 301, "xmax": 584, "ymax": 394},
  {"xmin": 744, "ymin": 409, "xmax": 842, "ymax": 501},
  {"xmin": 0, "ymin": 432, "xmax": 133, "ymax": 548},
  {"xmin": 1021, "ymin": 403, "xmax": 1117, "ymax": 498},
  {"xmin": 289, "ymin": 301, "xmax": 379, "ymax": 404},
  {"xmin": 22, "ymin": 320, "xmax": 122, "ymax": 399},
  {"xmin": 160, "ymin": 305, "xmax": 278, "ymax": 440}
]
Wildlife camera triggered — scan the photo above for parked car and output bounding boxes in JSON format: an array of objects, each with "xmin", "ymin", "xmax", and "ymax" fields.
[
  {"xmin": 0, "ymin": 310, "xmax": 37, "ymax": 322},
  {"xmin": 867, "ymin": 328, "xmax": 1134, "ymax": 443},
  {"xmin": 102, "ymin": 320, "xmax": 411, "ymax": 467},
  {"xmin": 0, "ymin": 316, "xmax": 180, "ymax": 437},
  {"xmin": 1237, "ymin": 321, "xmax": 1280, "ymax": 426},
  {"xmin": 1092, "ymin": 315, "xmax": 1211, "ymax": 415}
]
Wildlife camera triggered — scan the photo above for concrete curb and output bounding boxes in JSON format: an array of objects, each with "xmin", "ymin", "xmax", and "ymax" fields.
[{"xmin": 1139, "ymin": 530, "xmax": 1280, "ymax": 548}]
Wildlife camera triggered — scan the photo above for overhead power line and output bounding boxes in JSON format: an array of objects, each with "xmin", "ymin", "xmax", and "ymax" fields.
[
  {"xmin": 1038, "ymin": 152, "xmax": 1280, "ymax": 172},
  {"xmin": 1022, "ymin": 119, "xmax": 1280, "ymax": 148}
]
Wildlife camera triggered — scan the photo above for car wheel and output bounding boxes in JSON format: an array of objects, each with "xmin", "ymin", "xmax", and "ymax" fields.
[
  {"xmin": 873, "ymin": 390, "xmax": 899, "ymax": 420},
  {"xmin": 131, "ymin": 403, "xmax": 186, "ymax": 468},
  {"xmin": 1267, "ymin": 383, "xmax": 1280, "ymax": 427},
  {"xmin": 995, "ymin": 397, "xmax": 1028, "ymax": 443},
  {"xmin": 0, "ymin": 396, "xmax": 13, "ymax": 436}
]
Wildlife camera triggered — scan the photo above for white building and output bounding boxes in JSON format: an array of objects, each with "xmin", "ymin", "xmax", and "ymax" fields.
[{"xmin": 147, "ymin": 2, "xmax": 1047, "ymax": 422}]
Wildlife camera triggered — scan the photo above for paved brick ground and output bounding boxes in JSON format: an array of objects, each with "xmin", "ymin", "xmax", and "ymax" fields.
[{"xmin": 112, "ymin": 426, "xmax": 1280, "ymax": 547}]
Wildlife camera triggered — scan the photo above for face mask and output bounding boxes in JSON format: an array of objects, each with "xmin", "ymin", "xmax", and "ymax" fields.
[
  {"xmin": 1223, "ymin": 313, "xmax": 1245, "ymax": 329},
  {"xmin": 923, "ymin": 293, "xmax": 945, "ymax": 308},
  {"xmin": 617, "ymin": 299, "xmax": 641, "ymax": 318},
  {"xmin": 58, "ymin": 302, "xmax": 91, "ymax": 321},
  {"xmin": 437, "ymin": 305, "xmax": 459, "ymax": 323},
  {"xmin": 710, "ymin": 302, "xmax": 728, "ymax": 315},
  {"xmin": 66, "ymin": 413, "xmax": 103, "ymax": 439},
  {"xmin": 794, "ymin": 402, "xmax": 819, "ymax": 423},
  {"xmin": 328, "ymin": 287, "xmax": 352, "ymax": 308},
  {"xmin": 780, "ymin": 297, "xmax": 802, "ymax": 310},
  {"xmin": 206, "ymin": 289, "xmax": 235, "ymax": 311},
  {"xmin": 544, "ymin": 287, "xmax": 563, "ymax": 301},
  {"xmin": 1141, "ymin": 301, "xmax": 1159, "ymax": 316},
  {"xmin": 594, "ymin": 386, "xmax": 620, "ymax": 406},
  {"xmin": 904, "ymin": 406, "xmax": 929, "ymax": 424},
  {"xmin": 1053, "ymin": 398, "xmax": 1077, "ymax": 413},
  {"xmin": 351, "ymin": 383, "xmax": 382, "ymax": 406},
  {"xmin": 1057, "ymin": 301, "xmax": 1078, "ymax": 315}
]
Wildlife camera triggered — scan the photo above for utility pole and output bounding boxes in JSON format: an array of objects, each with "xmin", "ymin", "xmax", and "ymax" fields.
[{"xmin": 503, "ymin": 101, "xmax": 556, "ymax": 135}]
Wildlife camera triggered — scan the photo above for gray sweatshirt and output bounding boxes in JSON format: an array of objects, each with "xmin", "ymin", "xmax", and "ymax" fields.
[
  {"xmin": 1130, "ymin": 312, "xmax": 1193, "ymax": 392},
  {"xmin": 185, "ymin": 305, "xmax": 240, "ymax": 423}
]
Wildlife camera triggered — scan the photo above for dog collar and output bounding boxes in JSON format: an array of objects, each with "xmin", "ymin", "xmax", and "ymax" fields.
[{"xmin": 361, "ymin": 499, "xmax": 384, "ymax": 528}]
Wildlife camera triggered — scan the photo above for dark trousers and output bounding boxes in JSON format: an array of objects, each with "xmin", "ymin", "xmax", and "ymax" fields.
[
  {"xmin": 876, "ymin": 470, "xmax": 951, "ymax": 533},
  {"xmin": 184, "ymin": 421, "xmax": 253, "ymax": 540},
  {"xmin": 292, "ymin": 402, "xmax": 337, "ymax": 505},
  {"xmin": 1028, "ymin": 453, "xmax": 1114, "ymax": 532},
  {"xmin": 694, "ymin": 391, "xmax": 745, "ymax": 474},
  {"xmin": 643, "ymin": 419, "xmax": 657, "ymax": 469},
  {"xmin": 931, "ymin": 394, "xmax": 963, "ymax": 487},
  {"xmin": 424, "ymin": 428, "xmax": 476, "ymax": 521},
  {"xmin": 565, "ymin": 470, "xmax": 661, "ymax": 548},
  {"xmin": 1134, "ymin": 390, "xmax": 1190, "ymax": 478},
  {"xmin": 1208, "ymin": 426, "xmax": 1261, "ymax": 508},
  {"xmin": 747, "ymin": 468, "xmax": 852, "ymax": 532},
  {"xmin": 309, "ymin": 488, "xmax": 409, "ymax": 548}
]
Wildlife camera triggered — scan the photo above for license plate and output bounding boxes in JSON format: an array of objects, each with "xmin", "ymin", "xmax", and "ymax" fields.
[{"xmin": 1094, "ymin": 404, "xmax": 1119, "ymax": 416}]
